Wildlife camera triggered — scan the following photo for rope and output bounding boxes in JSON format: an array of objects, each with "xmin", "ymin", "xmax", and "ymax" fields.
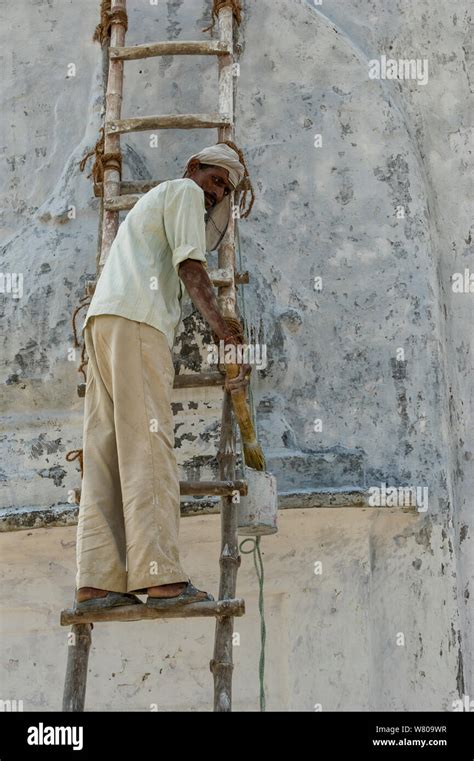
[
  {"xmin": 93, "ymin": 0, "xmax": 128, "ymax": 44},
  {"xmin": 79, "ymin": 127, "xmax": 123, "ymax": 194},
  {"xmin": 65, "ymin": 312, "xmax": 88, "ymax": 484},
  {"xmin": 71, "ymin": 295, "xmax": 91, "ymax": 383},
  {"xmin": 65, "ymin": 449, "xmax": 84, "ymax": 479},
  {"xmin": 202, "ymin": 0, "xmax": 242, "ymax": 34},
  {"xmin": 78, "ymin": 342, "xmax": 89, "ymax": 384},
  {"xmin": 71, "ymin": 296, "xmax": 91, "ymax": 348},
  {"xmin": 66, "ymin": 295, "xmax": 90, "ymax": 473},
  {"xmin": 217, "ymin": 139, "xmax": 255, "ymax": 220},
  {"xmin": 240, "ymin": 536, "xmax": 266, "ymax": 711}
]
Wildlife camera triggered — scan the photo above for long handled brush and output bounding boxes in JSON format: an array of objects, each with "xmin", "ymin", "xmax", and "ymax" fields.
[{"xmin": 216, "ymin": 317, "xmax": 266, "ymax": 471}]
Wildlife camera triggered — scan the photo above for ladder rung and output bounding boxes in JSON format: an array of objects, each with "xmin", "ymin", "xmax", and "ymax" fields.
[
  {"xmin": 172, "ymin": 372, "xmax": 225, "ymax": 388},
  {"xmin": 180, "ymin": 480, "xmax": 248, "ymax": 496},
  {"xmin": 208, "ymin": 267, "xmax": 234, "ymax": 287},
  {"xmin": 107, "ymin": 112, "xmax": 231, "ymax": 135},
  {"xmin": 85, "ymin": 269, "xmax": 248, "ymax": 296},
  {"xmin": 109, "ymin": 40, "xmax": 232, "ymax": 61},
  {"xmin": 95, "ymin": 179, "xmax": 163, "ymax": 197},
  {"xmin": 95, "ymin": 176, "xmax": 252, "ymax": 197},
  {"xmin": 72, "ymin": 480, "xmax": 247, "ymax": 503},
  {"xmin": 60, "ymin": 598, "xmax": 245, "ymax": 625},
  {"xmin": 209, "ymin": 268, "xmax": 248, "ymax": 286},
  {"xmin": 78, "ymin": 372, "xmax": 225, "ymax": 396},
  {"xmin": 105, "ymin": 193, "xmax": 142, "ymax": 211}
]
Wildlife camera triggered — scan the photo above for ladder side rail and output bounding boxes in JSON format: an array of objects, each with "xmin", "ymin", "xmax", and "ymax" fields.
[
  {"xmin": 99, "ymin": 0, "xmax": 127, "ymax": 271},
  {"xmin": 62, "ymin": 624, "xmax": 92, "ymax": 712},
  {"xmin": 211, "ymin": 5, "xmax": 240, "ymax": 713},
  {"xmin": 63, "ymin": 0, "xmax": 128, "ymax": 712}
]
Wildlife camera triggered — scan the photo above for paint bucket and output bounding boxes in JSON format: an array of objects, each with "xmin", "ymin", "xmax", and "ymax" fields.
[{"xmin": 237, "ymin": 467, "xmax": 278, "ymax": 536}]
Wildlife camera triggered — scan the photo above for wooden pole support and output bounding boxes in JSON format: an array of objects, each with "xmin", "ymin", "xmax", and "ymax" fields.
[
  {"xmin": 212, "ymin": 390, "xmax": 240, "ymax": 712},
  {"xmin": 210, "ymin": 5, "xmax": 242, "ymax": 713},
  {"xmin": 99, "ymin": 0, "xmax": 127, "ymax": 271},
  {"xmin": 62, "ymin": 624, "xmax": 93, "ymax": 712}
]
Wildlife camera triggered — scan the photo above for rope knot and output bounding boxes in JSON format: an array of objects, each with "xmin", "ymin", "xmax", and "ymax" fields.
[
  {"xmin": 202, "ymin": 0, "xmax": 242, "ymax": 34},
  {"xmin": 216, "ymin": 139, "xmax": 255, "ymax": 220},
  {"xmin": 79, "ymin": 128, "xmax": 122, "ymax": 193},
  {"xmin": 66, "ymin": 449, "xmax": 84, "ymax": 478},
  {"xmin": 93, "ymin": 0, "xmax": 128, "ymax": 44}
]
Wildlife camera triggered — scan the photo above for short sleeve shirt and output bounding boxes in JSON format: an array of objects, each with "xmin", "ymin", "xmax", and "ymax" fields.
[{"xmin": 83, "ymin": 178, "xmax": 208, "ymax": 350}]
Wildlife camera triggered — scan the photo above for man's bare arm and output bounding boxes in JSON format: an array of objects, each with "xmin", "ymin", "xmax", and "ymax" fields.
[
  {"xmin": 178, "ymin": 258, "xmax": 251, "ymax": 391},
  {"xmin": 178, "ymin": 259, "xmax": 230, "ymax": 340}
]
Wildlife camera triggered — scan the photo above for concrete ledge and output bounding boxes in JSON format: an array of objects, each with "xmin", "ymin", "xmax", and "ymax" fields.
[{"xmin": 0, "ymin": 490, "xmax": 418, "ymax": 532}]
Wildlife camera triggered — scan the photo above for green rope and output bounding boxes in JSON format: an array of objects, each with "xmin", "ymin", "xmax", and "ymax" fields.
[
  {"xmin": 239, "ymin": 536, "xmax": 266, "ymax": 711},
  {"xmin": 235, "ymin": 219, "xmax": 266, "ymax": 712}
]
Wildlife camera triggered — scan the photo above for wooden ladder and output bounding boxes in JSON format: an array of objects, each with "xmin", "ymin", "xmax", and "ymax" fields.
[{"xmin": 61, "ymin": 0, "xmax": 248, "ymax": 713}]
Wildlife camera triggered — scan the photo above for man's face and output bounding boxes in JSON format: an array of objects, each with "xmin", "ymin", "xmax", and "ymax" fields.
[{"xmin": 186, "ymin": 160, "xmax": 232, "ymax": 211}]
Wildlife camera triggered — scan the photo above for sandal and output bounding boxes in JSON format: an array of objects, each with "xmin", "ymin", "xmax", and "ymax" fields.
[
  {"xmin": 146, "ymin": 580, "xmax": 214, "ymax": 608},
  {"xmin": 73, "ymin": 591, "xmax": 143, "ymax": 613}
]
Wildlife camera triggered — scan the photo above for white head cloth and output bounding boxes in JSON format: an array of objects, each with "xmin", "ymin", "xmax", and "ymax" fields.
[{"xmin": 182, "ymin": 143, "xmax": 245, "ymax": 251}]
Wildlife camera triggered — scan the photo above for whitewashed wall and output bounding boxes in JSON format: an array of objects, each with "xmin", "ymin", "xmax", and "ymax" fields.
[{"xmin": 0, "ymin": 0, "xmax": 471, "ymax": 710}]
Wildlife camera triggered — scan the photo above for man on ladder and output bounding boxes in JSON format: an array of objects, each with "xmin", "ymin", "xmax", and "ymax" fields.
[{"xmin": 74, "ymin": 143, "xmax": 251, "ymax": 613}]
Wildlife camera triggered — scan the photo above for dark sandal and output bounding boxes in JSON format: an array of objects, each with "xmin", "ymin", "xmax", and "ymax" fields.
[
  {"xmin": 146, "ymin": 580, "xmax": 214, "ymax": 608},
  {"xmin": 73, "ymin": 591, "xmax": 143, "ymax": 613}
]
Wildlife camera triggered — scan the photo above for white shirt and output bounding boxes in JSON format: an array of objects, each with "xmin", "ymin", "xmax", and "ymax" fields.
[{"xmin": 83, "ymin": 178, "xmax": 208, "ymax": 350}]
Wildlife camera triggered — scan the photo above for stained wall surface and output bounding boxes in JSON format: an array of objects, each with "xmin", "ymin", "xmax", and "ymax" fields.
[{"xmin": 0, "ymin": 0, "xmax": 472, "ymax": 710}]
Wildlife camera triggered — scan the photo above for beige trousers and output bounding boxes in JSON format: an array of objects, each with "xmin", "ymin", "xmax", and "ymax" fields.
[{"xmin": 75, "ymin": 314, "xmax": 188, "ymax": 593}]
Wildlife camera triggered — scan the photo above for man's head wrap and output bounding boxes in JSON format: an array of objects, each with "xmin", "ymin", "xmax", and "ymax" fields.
[{"xmin": 183, "ymin": 143, "xmax": 245, "ymax": 251}]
